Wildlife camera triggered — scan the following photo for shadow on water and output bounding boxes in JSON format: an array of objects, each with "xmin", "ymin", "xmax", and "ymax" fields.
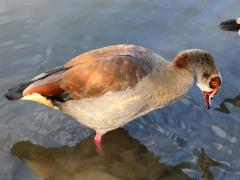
[
  {"xmin": 215, "ymin": 95, "xmax": 240, "ymax": 114},
  {"xmin": 10, "ymin": 129, "xmax": 224, "ymax": 180},
  {"xmin": 195, "ymin": 148, "xmax": 225, "ymax": 180}
]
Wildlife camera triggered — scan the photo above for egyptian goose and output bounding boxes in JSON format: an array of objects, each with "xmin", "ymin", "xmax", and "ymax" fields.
[
  {"xmin": 219, "ymin": 18, "xmax": 240, "ymax": 35},
  {"xmin": 5, "ymin": 44, "xmax": 222, "ymax": 145}
]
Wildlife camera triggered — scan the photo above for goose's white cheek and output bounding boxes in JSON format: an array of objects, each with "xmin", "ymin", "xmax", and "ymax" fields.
[{"xmin": 196, "ymin": 82, "xmax": 212, "ymax": 92}]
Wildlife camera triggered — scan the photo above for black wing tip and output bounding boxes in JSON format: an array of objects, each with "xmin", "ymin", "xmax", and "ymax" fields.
[
  {"xmin": 4, "ymin": 66, "xmax": 70, "ymax": 101},
  {"xmin": 4, "ymin": 88, "xmax": 23, "ymax": 100},
  {"xmin": 4, "ymin": 82, "xmax": 32, "ymax": 100},
  {"xmin": 4, "ymin": 92, "xmax": 14, "ymax": 100}
]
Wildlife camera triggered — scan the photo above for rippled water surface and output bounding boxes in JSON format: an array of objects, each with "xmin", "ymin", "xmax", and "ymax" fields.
[{"xmin": 0, "ymin": 0, "xmax": 240, "ymax": 179}]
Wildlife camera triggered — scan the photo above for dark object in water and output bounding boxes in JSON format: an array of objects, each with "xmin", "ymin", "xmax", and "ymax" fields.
[{"xmin": 219, "ymin": 18, "xmax": 240, "ymax": 32}]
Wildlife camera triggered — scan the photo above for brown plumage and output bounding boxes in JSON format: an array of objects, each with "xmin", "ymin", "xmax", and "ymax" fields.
[
  {"xmin": 22, "ymin": 45, "xmax": 152, "ymax": 100},
  {"xmin": 60, "ymin": 55, "xmax": 151, "ymax": 99},
  {"xmin": 173, "ymin": 49, "xmax": 215, "ymax": 71}
]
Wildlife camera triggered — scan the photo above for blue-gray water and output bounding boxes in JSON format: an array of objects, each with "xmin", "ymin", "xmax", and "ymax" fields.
[{"xmin": 0, "ymin": 0, "xmax": 240, "ymax": 179}]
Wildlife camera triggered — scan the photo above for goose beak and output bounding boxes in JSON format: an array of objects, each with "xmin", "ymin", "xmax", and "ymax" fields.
[
  {"xmin": 219, "ymin": 19, "xmax": 240, "ymax": 32},
  {"xmin": 202, "ymin": 90, "xmax": 218, "ymax": 109}
]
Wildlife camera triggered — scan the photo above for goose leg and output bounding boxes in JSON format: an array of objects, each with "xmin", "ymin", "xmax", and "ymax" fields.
[
  {"xmin": 94, "ymin": 133, "xmax": 104, "ymax": 155},
  {"xmin": 94, "ymin": 133, "xmax": 102, "ymax": 144}
]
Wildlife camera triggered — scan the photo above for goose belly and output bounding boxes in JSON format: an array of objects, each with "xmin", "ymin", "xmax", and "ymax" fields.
[{"xmin": 61, "ymin": 90, "xmax": 152, "ymax": 134}]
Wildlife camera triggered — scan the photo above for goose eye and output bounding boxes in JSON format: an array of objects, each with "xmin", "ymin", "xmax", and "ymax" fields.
[{"xmin": 209, "ymin": 76, "xmax": 221, "ymax": 89}]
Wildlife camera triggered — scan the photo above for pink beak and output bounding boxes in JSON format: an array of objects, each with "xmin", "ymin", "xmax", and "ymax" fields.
[{"xmin": 202, "ymin": 90, "xmax": 218, "ymax": 109}]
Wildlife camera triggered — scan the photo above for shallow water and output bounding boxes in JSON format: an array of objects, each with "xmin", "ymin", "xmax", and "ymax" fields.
[{"xmin": 0, "ymin": 0, "xmax": 240, "ymax": 179}]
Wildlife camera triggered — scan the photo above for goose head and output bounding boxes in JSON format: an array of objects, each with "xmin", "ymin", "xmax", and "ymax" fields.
[
  {"xmin": 174, "ymin": 49, "xmax": 222, "ymax": 109},
  {"xmin": 219, "ymin": 18, "xmax": 240, "ymax": 35},
  {"xmin": 197, "ymin": 73, "xmax": 221, "ymax": 109}
]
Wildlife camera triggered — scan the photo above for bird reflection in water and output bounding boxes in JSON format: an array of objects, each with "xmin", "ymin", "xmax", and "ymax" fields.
[
  {"xmin": 215, "ymin": 95, "xmax": 240, "ymax": 113},
  {"xmin": 195, "ymin": 148, "xmax": 224, "ymax": 180},
  {"xmin": 11, "ymin": 129, "xmax": 224, "ymax": 180}
]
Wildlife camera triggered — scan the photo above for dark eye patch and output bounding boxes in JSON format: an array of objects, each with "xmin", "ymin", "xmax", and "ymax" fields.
[
  {"xmin": 209, "ymin": 76, "xmax": 221, "ymax": 89},
  {"xmin": 203, "ymin": 72, "xmax": 210, "ymax": 79}
]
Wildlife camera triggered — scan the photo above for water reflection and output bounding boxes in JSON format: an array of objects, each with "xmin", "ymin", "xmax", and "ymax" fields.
[
  {"xmin": 11, "ymin": 129, "xmax": 192, "ymax": 180},
  {"xmin": 215, "ymin": 95, "xmax": 240, "ymax": 114},
  {"xmin": 195, "ymin": 149, "xmax": 224, "ymax": 180}
]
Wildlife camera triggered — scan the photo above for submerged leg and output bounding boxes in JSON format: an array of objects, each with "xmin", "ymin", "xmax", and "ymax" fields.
[
  {"xmin": 94, "ymin": 133, "xmax": 104, "ymax": 155},
  {"xmin": 94, "ymin": 134, "xmax": 102, "ymax": 145}
]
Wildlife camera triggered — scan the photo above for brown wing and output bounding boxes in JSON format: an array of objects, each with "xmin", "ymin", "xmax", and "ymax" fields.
[
  {"xmin": 64, "ymin": 44, "xmax": 149, "ymax": 67},
  {"xmin": 22, "ymin": 66, "xmax": 70, "ymax": 97},
  {"xmin": 59, "ymin": 54, "xmax": 152, "ymax": 99},
  {"xmin": 18, "ymin": 45, "xmax": 153, "ymax": 101}
]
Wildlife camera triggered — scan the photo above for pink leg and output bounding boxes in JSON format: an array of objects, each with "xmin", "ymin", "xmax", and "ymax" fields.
[
  {"xmin": 94, "ymin": 134, "xmax": 102, "ymax": 145},
  {"xmin": 94, "ymin": 133, "xmax": 104, "ymax": 155}
]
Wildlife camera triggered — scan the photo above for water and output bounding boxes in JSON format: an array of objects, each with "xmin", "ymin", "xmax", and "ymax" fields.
[{"xmin": 0, "ymin": 0, "xmax": 240, "ymax": 179}]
